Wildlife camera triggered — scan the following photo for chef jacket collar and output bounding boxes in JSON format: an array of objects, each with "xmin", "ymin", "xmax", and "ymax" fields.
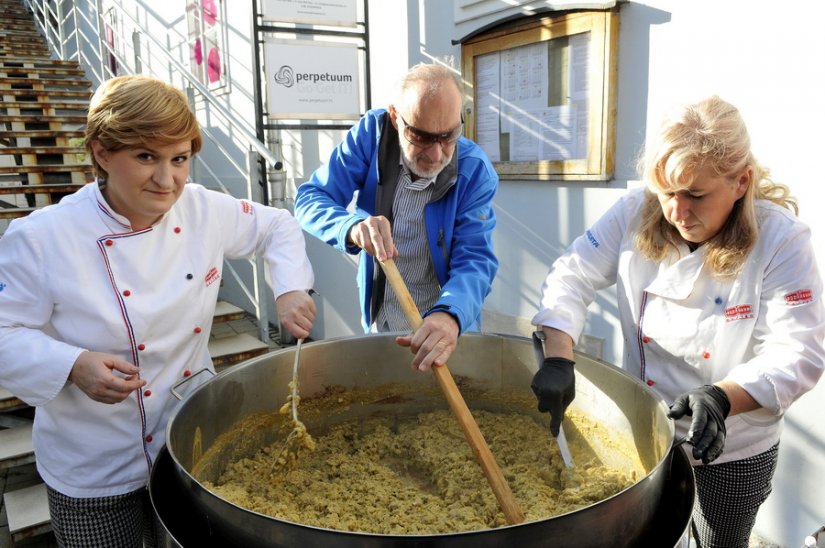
[
  {"xmin": 91, "ymin": 179, "xmax": 171, "ymax": 233},
  {"xmin": 644, "ymin": 245, "xmax": 707, "ymax": 300}
]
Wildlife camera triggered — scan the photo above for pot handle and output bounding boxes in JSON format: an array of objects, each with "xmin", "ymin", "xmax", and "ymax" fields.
[{"xmin": 170, "ymin": 368, "xmax": 215, "ymax": 401}]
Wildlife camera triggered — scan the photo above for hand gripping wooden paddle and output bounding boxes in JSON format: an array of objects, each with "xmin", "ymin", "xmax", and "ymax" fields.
[{"xmin": 379, "ymin": 258, "xmax": 525, "ymax": 525}]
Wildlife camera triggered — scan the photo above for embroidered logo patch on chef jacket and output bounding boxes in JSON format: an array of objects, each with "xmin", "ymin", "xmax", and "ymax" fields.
[
  {"xmin": 784, "ymin": 289, "xmax": 813, "ymax": 306},
  {"xmin": 724, "ymin": 304, "xmax": 753, "ymax": 322},
  {"xmin": 205, "ymin": 266, "xmax": 220, "ymax": 287},
  {"xmin": 241, "ymin": 200, "xmax": 253, "ymax": 215},
  {"xmin": 586, "ymin": 230, "xmax": 600, "ymax": 248}
]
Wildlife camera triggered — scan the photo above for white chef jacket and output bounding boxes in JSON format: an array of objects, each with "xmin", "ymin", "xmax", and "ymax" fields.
[
  {"xmin": 533, "ymin": 187, "xmax": 825, "ymax": 465},
  {"xmin": 0, "ymin": 181, "xmax": 314, "ymax": 497}
]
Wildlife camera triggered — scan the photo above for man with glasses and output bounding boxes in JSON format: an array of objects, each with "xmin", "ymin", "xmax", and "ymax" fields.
[{"xmin": 295, "ymin": 62, "xmax": 498, "ymax": 372}]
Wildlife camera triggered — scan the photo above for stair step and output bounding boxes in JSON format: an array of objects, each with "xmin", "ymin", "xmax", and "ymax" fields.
[
  {"xmin": 0, "ymin": 88, "xmax": 91, "ymax": 98},
  {"xmin": 0, "ymin": 114, "xmax": 87, "ymax": 124},
  {"xmin": 0, "ymin": 386, "xmax": 25, "ymax": 411},
  {"xmin": 4, "ymin": 483, "xmax": 51, "ymax": 540},
  {"xmin": 0, "ymin": 165, "xmax": 91, "ymax": 174},
  {"xmin": 0, "ymin": 58, "xmax": 80, "ymax": 67},
  {"xmin": 209, "ymin": 332, "xmax": 269, "ymax": 368},
  {"xmin": 0, "ymin": 77, "xmax": 90, "ymax": 87},
  {"xmin": 0, "ymin": 34, "xmax": 47, "ymax": 43},
  {"xmin": 0, "ymin": 206, "xmax": 37, "ymax": 219},
  {"xmin": 0, "ymin": 17, "xmax": 36, "ymax": 24},
  {"xmin": 213, "ymin": 300, "xmax": 247, "ymax": 323},
  {"xmin": 0, "ymin": 9, "xmax": 36, "ymax": 17},
  {"xmin": 0, "ymin": 34, "xmax": 45, "ymax": 43},
  {"xmin": 1, "ymin": 100, "xmax": 88, "ymax": 110},
  {"xmin": 0, "ymin": 183, "xmax": 84, "ymax": 195},
  {"xmin": 0, "ymin": 32, "xmax": 43, "ymax": 42},
  {"xmin": 0, "ymin": 129, "xmax": 86, "ymax": 139},
  {"xmin": 0, "ymin": 46, "xmax": 51, "ymax": 55},
  {"xmin": 0, "ymin": 20, "xmax": 37, "ymax": 28},
  {"xmin": 0, "ymin": 66, "xmax": 86, "ymax": 77},
  {"xmin": 0, "ymin": 423, "xmax": 34, "ymax": 470},
  {"xmin": 0, "ymin": 146, "xmax": 86, "ymax": 155}
]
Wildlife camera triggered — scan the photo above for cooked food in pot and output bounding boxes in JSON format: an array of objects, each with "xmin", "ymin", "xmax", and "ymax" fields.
[{"xmin": 199, "ymin": 384, "xmax": 641, "ymax": 534}]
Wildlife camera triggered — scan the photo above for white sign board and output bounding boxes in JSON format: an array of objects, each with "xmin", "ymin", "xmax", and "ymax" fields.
[
  {"xmin": 264, "ymin": 39, "xmax": 361, "ymax": 119},
  {"xmin": 262, "ymin": 0, "xmax": 358, "ymax": 27}
]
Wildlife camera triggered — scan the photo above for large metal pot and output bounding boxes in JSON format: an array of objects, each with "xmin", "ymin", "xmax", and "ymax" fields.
[{"xmin": 164, "ymin": 333, "xmax": 683, "ymax": 547}]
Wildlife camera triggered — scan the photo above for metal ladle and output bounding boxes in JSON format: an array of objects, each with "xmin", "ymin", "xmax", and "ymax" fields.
[{"xmin": 273, "ymin": 337, "xmax": 314, "ymax": 469}]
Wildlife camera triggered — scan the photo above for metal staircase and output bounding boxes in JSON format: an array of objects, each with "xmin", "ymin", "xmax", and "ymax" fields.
[{"xmin": 0, "ymin": 1, "xmax": 270, "ymax": 544}]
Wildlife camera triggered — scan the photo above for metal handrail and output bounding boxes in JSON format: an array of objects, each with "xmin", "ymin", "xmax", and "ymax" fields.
[{"xmin": 22, "ymin": 0, "xmax": 275, "ymax": 344}]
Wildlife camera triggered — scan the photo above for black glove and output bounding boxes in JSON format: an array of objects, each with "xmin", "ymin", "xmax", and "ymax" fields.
[
  {"xmin": 667, "ymin": 384, "xmax": 731, "ymax": 464},
  {"xmin": 531, "ymin": 356, "xmax": 576, "ymax": 437}
]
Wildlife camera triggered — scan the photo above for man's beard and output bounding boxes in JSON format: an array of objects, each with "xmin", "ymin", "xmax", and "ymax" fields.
[{"xmin": 400, "ymin": 143, "xmax": 453, "ymax": 180}]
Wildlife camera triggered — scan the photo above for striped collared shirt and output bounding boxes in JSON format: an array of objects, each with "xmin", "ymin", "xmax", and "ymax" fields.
[{"xmin": 373, "ymin": 164, "xmax": 441, "ymax": 331}]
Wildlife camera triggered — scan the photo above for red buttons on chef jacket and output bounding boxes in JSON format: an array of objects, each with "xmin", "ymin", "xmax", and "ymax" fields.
[
  {"xmin": 174, "ymin": 227, "xmax": 182, "ymax": 233},
  {"xmin": 194, "ymin": 326, "xmax": 202, "ymax": 334},
  {"xmin": 183, "ymin": 370, "xmax": 191, "ymax": 377},
  {"xmin": 105, "ymin": 239, "xmax": 113, "ymax": 246},
  {"xmin": 122, "ymin": 290, "xmax": 131, "ymax": 297},
  {"xmin": 144, "ymin": 389, "xmax": 152, "ymax": 397},
  {"xmin": 642, "ymin": 336, "xmax": 650, "ymax": 344},
  {"xmin": 138, "ymin": 344, "xmax": 146, "ymax": 351},
  {"xmin": 145, "ymin": 435, "xmax": 153, "ymax": 443},
  {"xmin": 703, "ymin": 352, "xmax": 711, "ymax": 359},
  {"xmin": 646, "ymin": 379, "xmax": 655, "ymax": 386}
]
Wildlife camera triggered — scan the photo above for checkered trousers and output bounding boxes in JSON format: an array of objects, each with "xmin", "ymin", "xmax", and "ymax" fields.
[
  {"xmin": 691, "ymin": 443, "xmax": 779, "ymax": 548},
  {"xmin": 47, "ymin": 485, "xmax": 161, "ymax": 547}
]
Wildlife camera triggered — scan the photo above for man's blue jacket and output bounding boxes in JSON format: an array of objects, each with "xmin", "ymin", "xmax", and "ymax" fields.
[{"xmin": 294, "ymin": 108, "xmax": 499, "ymax": 333}]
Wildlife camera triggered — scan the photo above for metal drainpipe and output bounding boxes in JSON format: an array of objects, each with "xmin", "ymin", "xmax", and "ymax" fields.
[
  {"xmin": 185, "ymin": 87, "xmax": 200, "ymax": 184},
  {"xmin": 132, "ymin": 30, "xmax": 141, "ymax": 73},
  {"xmin": 95, "ymin": 0, "xmax": 107, "ymax": 79},
  {"xmin": 72, "ymin": 2, "xmax": 81, "ymax": 62},
  {"xmin": 56, "ymin": 0, "xmax": 66, "ymax": 58},
  {"xmin": 267, "ymin": 165, "xmax": 286, "ymax": 210},
  {"xmin": 266, "ymin": 160, "xmax": 294, "ymax": 345},
  {"xmin": 248, "ymin": 148, "xmax": 271, "ymax": 346}
]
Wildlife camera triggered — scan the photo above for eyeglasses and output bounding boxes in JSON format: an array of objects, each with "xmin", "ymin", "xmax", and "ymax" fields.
[{"xmin": 398, "ymin": 113, "xmax": 463, "ymax": 148}]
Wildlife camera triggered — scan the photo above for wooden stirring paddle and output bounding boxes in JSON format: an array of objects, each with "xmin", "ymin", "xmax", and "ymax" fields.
[{"xmin": 379, "ymin": 258, "xmax": 525, "ymax": 525}]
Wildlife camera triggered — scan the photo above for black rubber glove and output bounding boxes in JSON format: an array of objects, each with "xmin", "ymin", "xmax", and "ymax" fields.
[
  {"xmin": 667, "ymin": 384, "xmax": 731, "ymax": 464},
  {"xmin": 531, "ymin": 356, "xmax": 576, "ymax": 437}
]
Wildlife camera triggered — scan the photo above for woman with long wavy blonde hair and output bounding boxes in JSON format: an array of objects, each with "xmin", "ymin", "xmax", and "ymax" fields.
[
  {"xmin": 635, "ymin": 95, "xmax": 796, "ymax": 277},
  {"xmin": 532, "ymin": 95, "xmax": 824, "ymax": 548}
]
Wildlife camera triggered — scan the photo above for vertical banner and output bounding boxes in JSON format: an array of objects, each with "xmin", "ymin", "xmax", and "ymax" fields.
[
  {"xmin": 186, "ymin": 0, "xmax": 230, "ymax": 93},
  {"xmin": 264, "ymin": 39, "xmax": 361, "ymax": 119},
  {"xmin": 262, "ymin": 0, "xmax": 358, "ymax": 27}
]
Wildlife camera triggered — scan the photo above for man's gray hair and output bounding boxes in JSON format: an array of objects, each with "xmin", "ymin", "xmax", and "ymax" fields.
[{"xmin": 396, "ymin": 62, "xmax": 463, "ymax": 104}]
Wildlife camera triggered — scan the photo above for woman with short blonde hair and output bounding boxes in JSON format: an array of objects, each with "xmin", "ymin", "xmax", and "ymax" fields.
[{"xmin": 0, "ymin": 74, "xmax": 317, "ymax": 547}]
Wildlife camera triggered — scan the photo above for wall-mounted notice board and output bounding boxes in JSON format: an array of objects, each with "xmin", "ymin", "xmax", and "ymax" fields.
[{"xmin": 460, "ymin": 10, "xmax": 619, "ymax": 181}]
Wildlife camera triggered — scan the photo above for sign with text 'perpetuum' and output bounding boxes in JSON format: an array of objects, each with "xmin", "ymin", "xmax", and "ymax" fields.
[
  {"xmin": 264, "ymin": 39, "xmax": 361, "ymax": 119},
  {"xmin": 262, "ymin": 0, "xmax": 358, "ymax": 27}
]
